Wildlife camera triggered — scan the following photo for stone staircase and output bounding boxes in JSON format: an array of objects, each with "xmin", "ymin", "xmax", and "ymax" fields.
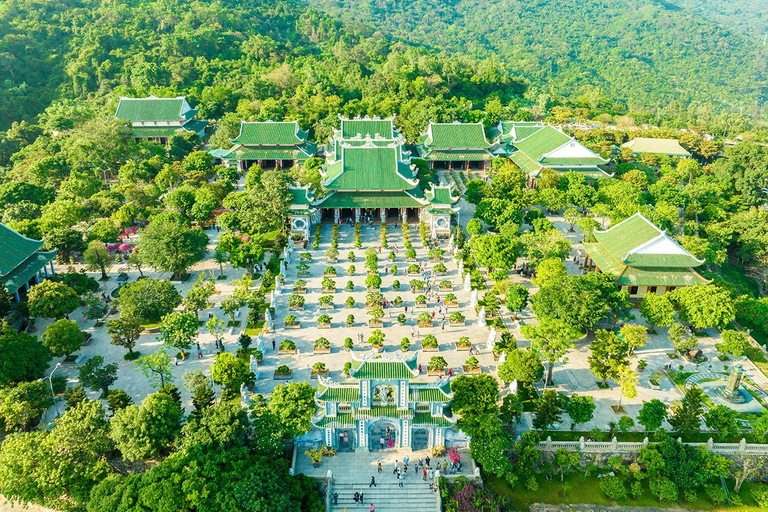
[{"xmin": 329, "ymin": 481, "xmax": 438, "ymax": 512}]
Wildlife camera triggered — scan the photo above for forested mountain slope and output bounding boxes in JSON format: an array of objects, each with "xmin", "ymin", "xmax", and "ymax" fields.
[
  {"xmin": 306, "ymin": 0, "xmax": 768, "ymax": 117},
  {"xmin": 0, "ymin": 0, "xmax": 525, "ymax": 135}
]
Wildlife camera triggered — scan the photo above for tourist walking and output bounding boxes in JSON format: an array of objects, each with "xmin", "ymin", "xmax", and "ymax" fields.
[
  {"xmin": 377, "ymin": 460, "xmax": 382, "ymax": 473},
  {"xmin": 380, "ymin": 436, "xmax": 385, "ymax": 450},
  {"xmin": 370, "ymin": 504, "xmax": 375, "ymax": 512},
  {"xmin": 370, "ymin": 476, "xmax": 376, "ymax": 487},
  {"xmin": 354, "ymin": 492, "xmax": 359, "ymax": 504},
  {"xmin": 333, "ymin": 492, "xmax": 338, "ymax": 505},
  {"xmin": 398, "ymin": 473, "xmax": 403, "ymax": 488},
  {"xmin": 359, "ymin": 492, "xmax": 364, "ymax": 504},
  {"xmin": 393, "ymin": 461, "xmax": 399, "ymax": 475}
]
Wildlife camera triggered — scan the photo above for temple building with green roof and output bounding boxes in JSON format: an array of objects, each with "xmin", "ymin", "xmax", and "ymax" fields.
[
  {"xmin": 288, "ymin": 117, "xmax": 459, "ymax": 239},
  {"xmin": 115, "ymin": 96, "xmax": 208, "ymax": 144},
  {"xmin": 507, "ymin": 125, "xmax": 611, "ymax": 184},
  {"xmin": 216, "ymin": 120, "xmax": 317, "ymax": 170},
  {"xmin": 417, "ymin": 121, "xmax": 502, "ymax": 170},
  {"xmin": 582, "ymin": 213, "xmax": 709, "ymax": 300},
  {"xmin": 0, "ymin": 223, "xmax": 56, "ymax": 302},
  {"xmin": 311, "ymin": 353, "xmax": 455, "ymax": 452},
  {"xmin": 620, "ymin": 138, "xmax": 692, "ymax": 158}
]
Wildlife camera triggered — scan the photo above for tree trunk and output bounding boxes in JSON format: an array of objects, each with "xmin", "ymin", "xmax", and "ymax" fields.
[
  {"xmin": 100, "ymin": 266, "xmax": 108, "ymax": 280},
  {"xmin": 219, "ymin": 262, "xmax": 224, "ymax": 277},
  {"xmin": 546, "ymin": 363, "xmax": 554, "ymax": 387}
]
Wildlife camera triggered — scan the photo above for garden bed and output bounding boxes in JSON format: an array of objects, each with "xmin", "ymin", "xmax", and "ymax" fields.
[
  {"xmin": 427, "ymin": 368, "xmax": 445, "ymax": 376},
  {"xmin": 279, "ymin": 349, "xmax": 296, "ymax": 355},
  {"xmin": 456, "ymin": 344, "xmax": 471, "ymax": 351},
  {"xmin": 284, "ymin": 322, "xmax": 301, "ymax": 329},
  {"xmin": 450, "ymin": 320, "xmax": 465, "ymax": 327},
  {"xmin": 463, "ymin": 365, "xmax": 481, "ymax": 374},
  {"xmin": 311, "ymin": 368, "xmax": 329, "ymax": 378},
  {"xmin": 273, "ymin": 370, "xmax": 293, "ymax": 380},
  {"xmin": 418, "ymin": 321, "xmax": 433, "ymax": 328},
  {"xmin": 318, "ymin": 322, "xmax": 331, "ymax": 329}
]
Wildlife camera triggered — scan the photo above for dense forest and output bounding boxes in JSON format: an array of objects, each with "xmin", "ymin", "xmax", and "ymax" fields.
[{"xmin": 305, "ymin": 0, "xmax": 768, "ymax": 119}]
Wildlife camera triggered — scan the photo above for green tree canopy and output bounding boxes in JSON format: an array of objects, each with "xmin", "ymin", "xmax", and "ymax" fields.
[{"xmin": 139, "ymin": 212, "xmax": 208, "ymax": 279}]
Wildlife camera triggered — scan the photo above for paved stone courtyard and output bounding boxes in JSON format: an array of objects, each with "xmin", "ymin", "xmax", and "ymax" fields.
[{"xmin": 36, "ymin": 212, "xmax": 768, "ymax": 438}]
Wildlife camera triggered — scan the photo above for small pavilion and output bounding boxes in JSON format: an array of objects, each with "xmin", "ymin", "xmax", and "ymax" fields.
[
  {"xmin": 0, "ymin": 223, "xmax": 56, "ymax": 302},
  {"xmin": 508, "ymin": 125, "xmax": 611, "ymax": 185},
  {"xmin": 312, "ymin": 353, "xmax": 455, "ymax": 452},
  {"xmin": 115, "ymin": 96, "xmax": 208, "ymax": 144},
  {"xmin": 621, "ymin": 138, "xmax": 692, "ymax": 158},
  {"xmin": 417, "ymin": 121, "xmax": 501, "ymax": 170},
  {"xmin": 582, "ymin": 213, "xmax": 709, "ymax": 300},
  {"xmin": 216, "ymin": 120, "xmax": 317, "ymax": 170}
]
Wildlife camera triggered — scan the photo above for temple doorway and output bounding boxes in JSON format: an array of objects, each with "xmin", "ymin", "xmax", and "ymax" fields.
[{"xmin": 369, "ymin": 420, "xmax": 398, "ymax": 451}]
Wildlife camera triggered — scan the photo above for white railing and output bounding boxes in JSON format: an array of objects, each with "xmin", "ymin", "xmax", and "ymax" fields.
[{"xmin": 535, "ymin": 436, "xmax": 768, "ymax": 455}]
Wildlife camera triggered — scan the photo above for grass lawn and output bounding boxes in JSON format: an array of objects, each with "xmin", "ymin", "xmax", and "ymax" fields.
[
  {"xmin": 668, "ymin": 370, "xmax": 695, "ymax": 387},
  {"xmin": 485, "ymin": 473, "xmax": 767, "ymax": 511},
  {"xmin": 244, "ymin": 320, "xmax": 264, "ymax": 337}
]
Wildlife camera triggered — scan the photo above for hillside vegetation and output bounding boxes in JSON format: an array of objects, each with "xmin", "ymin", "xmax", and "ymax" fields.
[{"xmin": 306, "ymin": 0, "xmax": 768, "ymax": 117}]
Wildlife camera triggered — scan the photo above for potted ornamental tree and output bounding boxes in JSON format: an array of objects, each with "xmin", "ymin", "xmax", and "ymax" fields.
[
  {"xmin": 434, "ymin": 263, "xmax": 447, "ymax": 275},
  {"xmin": 418, "ymin": 312, "xmax": 433, "ymax": 327},
  {"xmin": 428, "ymin": 356, "xmax": 448, "ymax": 376},
  {"xmin": 449, "ymin": 311, "xmax": 466, "ymax": 326},
  {"xmin": 422, "ymin": 334, "xmax": 439, "ymax": 351},
  {"xmin": 393, "ymin": 296, "xmax": 403, "ymax": 307},
  {"xmin": 296, "ymin": 262, "xmax": 310, "ymax": 277},
  {"xmin": 391, "ymin": 264, "xmax": 398, "ymax": 275},
  {"xmin": 346, "ymin": 280, "xmax": 354, "ymax": 291},
  {"xmin": 300, "ymin": 252, "xmax": 312, "ymax": 261},
  {"xmin": 410, "ymin": 279, "xmax": 426, "ymax": 292},
  {"xmin": 408, "ymin": 264, "xmax": 420, "ymax": 275},
  {"xmin": 415, "ymin": 294, "xmax": 428, "ymax": 308},
  {"xmin": 344, "ymin": 337, "xmax": 354, "ymax": 351},
  {"xmin": 346, "ymin": 296, "xmax": 355, "ymax": 308},
  {"xmin": 348, "ymin": 251, "xmax": 356, "ymax": 262},
  {"xmin": 293, "ymin": 279, "xmax": 308, "ymax": 294},
  {"xmin": 400, "ymin": 337, "xmax": 411, "ymax": 352},
  {"xmin": 429, "ymin": 248, "xmax": 444, "ymax": 262},
  {"xmin": 456, "ymin": 336, "xmax": 472, "ymax": 351},
  {"xmin": 313, "ymin": 337, "xmax": 331, "ymax": 354},
  {"xmin": 444, "ymin": 293, "xmax": 458, "ymax": 307},
  {"xmin": 405, "ymin": 248, "xmax": 417, "ymax": 261},
  {"xmin": 397, "ymin": 313, "xmax": 407, "ymax": 325},
  {"xmin": 324, "ymin": 266, "xmax": 337, "ymax": 277},
  {"xmin": 347, "ymin": 265, "xmax": 356, "ymax": 276},
  {"xmin": 321, "ymin": 277, "xmax": 336, "ymax": 293},
  {"xmin": 311, "ymin": 361, "xmax": 329, "ymax": 378},
  {"xmin": 439, "ymin": 279, "xmax": 453, "ymax": 291},
  {"xmin": 365, "ymin": 274, "xmax": 382, "ymax": 291},
  {"xmin": 274, "ymin": 364, "xmax": 293, "ymax": 380},
  {"xmin": 317, "ymin": 314, "xmax": 332, "ymax": 329},
  {"xmin": 368, "ymin": 329, "xmax": 385, "ymax": 351},
  {"xmin": 393, "ymin": 279, "xmax": 401, "ymax": 291},
  {"xmin": 368, "ymin": 307, "xmax": 384, "ymax": 327},
  {"xmin": 325, "ymin": 247, "xmax": 339, "ymax": 262},
  {"xmin": 346, "ymin": 314, "xmax": 355, "ymax": 327},
  {"xmin": 284, "ymin": 315, "xmax": 300, "ymax": 329},
  {"xmin": 288, "ymin": 294, "xmax": 305, "ymax": 310},
  {"xmin": 366, "ymin": 292, "xmax": 383, "ymax": 308},
  {"xmin": 463, "ymin": 356, "xmax": 481, "ymax": 374},
  {"xmin": 279, "ymin": 339, "xmax": 296, "ymax": 354},
  {"xmin": 319, "ymin": 295, "xmax": 334, "ymax": 310}
]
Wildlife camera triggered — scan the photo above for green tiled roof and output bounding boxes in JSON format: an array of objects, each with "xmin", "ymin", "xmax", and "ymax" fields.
[
  {"xmin": 289, "ymin": 187, "xmax": 315, "ymax": 206},
  {"xmin": 350, "ymin": 358, "xmax": 418, "ymax": 380},
  {"xmin": 621, "ymin": 138, "xmax": 691, "ymax": 157},
  {"xmin": 314, "ymin": 413, "xmax": 355, "ymax": 428},
  {"xmin": 510, "ymin": 151, "xmax": 543, "ymax": 175},
  {"xmin": 426, "ymin": 186, "xmax": 459, "ymax": 205},
  {"xmin": 115, "ymin": 97, "xmax": 187, "ymax": 122},
  {"xmin": 412, "ymin": 412, "xmax": 454, "ymax": 427},
  {"xmin": 324, "ymin": 146, "xmax": 416, "ymax": 191},
  {"xmin": 616, "ymin": 266, "xmax": 709, "ymax": 287},
  {"xmin": 425, "ymin": 207, "xmax": 456, "ymax": 215},
  {"xmin": 130, "ymin": 126, "xmax": 184, "ymax": 138},
  {"xmin": 316, "ymin": 191, "xmax": 426, "ymax": 209},
  {"xmin": 341, "ymin": 119, "xmax": 395, "ymax": 139},
  {"xmin": 2, "ymin": 250, "xmax": 56, "ymax": 294},
  {"xmin": 513, "ymin": 126, "xmax": 572, "ymax": 160},
  {"xmin": 540, "ymin": 156, "xmax": 609, "ymax": 166},
  {"xmin": 582, "ymin": 242, "xmax": 624, "ymax": 276},
  {"xmin": 182, "ymin": 119, "xmax": 208, "ymax": 134},
  {"xmin": 593, "ymin": 213, "xmax": 702, "ymax": 268},
  {"xmin": 357, "ymin": 406, "xmax": 413, "ymax": 419},
  {"xmin": 409, "ymin": 387, "xmax": 450, "ymax": 403},
  {"xmin": 423, "ymin": 123, "xmax": 493, "ymax": 149},
  {"xmin": 500, "ymin": 122, "xmax": 545, "ymax": 142},
  {"xmin": 419, "ymin": 150, "xmax": 494, "ymax": 161},
  {"xmin": 549, "ymin": 167, "xmax": 613, "ymax": 178},
  {"xmin": 220, "ymin": 145, "xmax": 314, "ymax": 161},
  {"xmin": 317, "ymin": 385, "xmax": 360, "ymax": 402},
  {"xmin": 231, "ymin": 121, "xmax": 307, "ymax": 145},
  {"xmin": 0, "ymin": 223, "xmax": 45, "ymax": 276}
]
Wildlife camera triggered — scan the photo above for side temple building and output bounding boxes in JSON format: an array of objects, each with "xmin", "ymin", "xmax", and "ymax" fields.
[
  {"xmin": 115, "ymin": 96, "xmax": 207, "ymax": 144},
  {"xmin": 0, "ymin": 223, "xmax": 56, "ymax": 302}
]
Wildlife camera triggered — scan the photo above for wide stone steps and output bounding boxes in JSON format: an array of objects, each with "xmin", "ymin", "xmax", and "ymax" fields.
[{"xmin": 330, "ymin": 481, "xmax": 438, "ymax": 512}]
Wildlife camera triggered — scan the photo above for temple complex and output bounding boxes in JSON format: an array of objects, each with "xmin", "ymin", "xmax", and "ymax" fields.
[
  {"xmin": 311, "ymin": 353, "xmax": 456, "ymax": 452},
  {"xmin": 582, "ymin": 213, "xmax": 709, "ymax": 300},
  {"xmin": 0, "ymin": 223, "xmax": 56, "ymax": 302},
  {"xmin": 115, "ymin": 96, "xmax": 208, "ymax": 144},
  {"xmin": 215, "ymin": 120, "xmax": 317, "ymax": 170}
]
